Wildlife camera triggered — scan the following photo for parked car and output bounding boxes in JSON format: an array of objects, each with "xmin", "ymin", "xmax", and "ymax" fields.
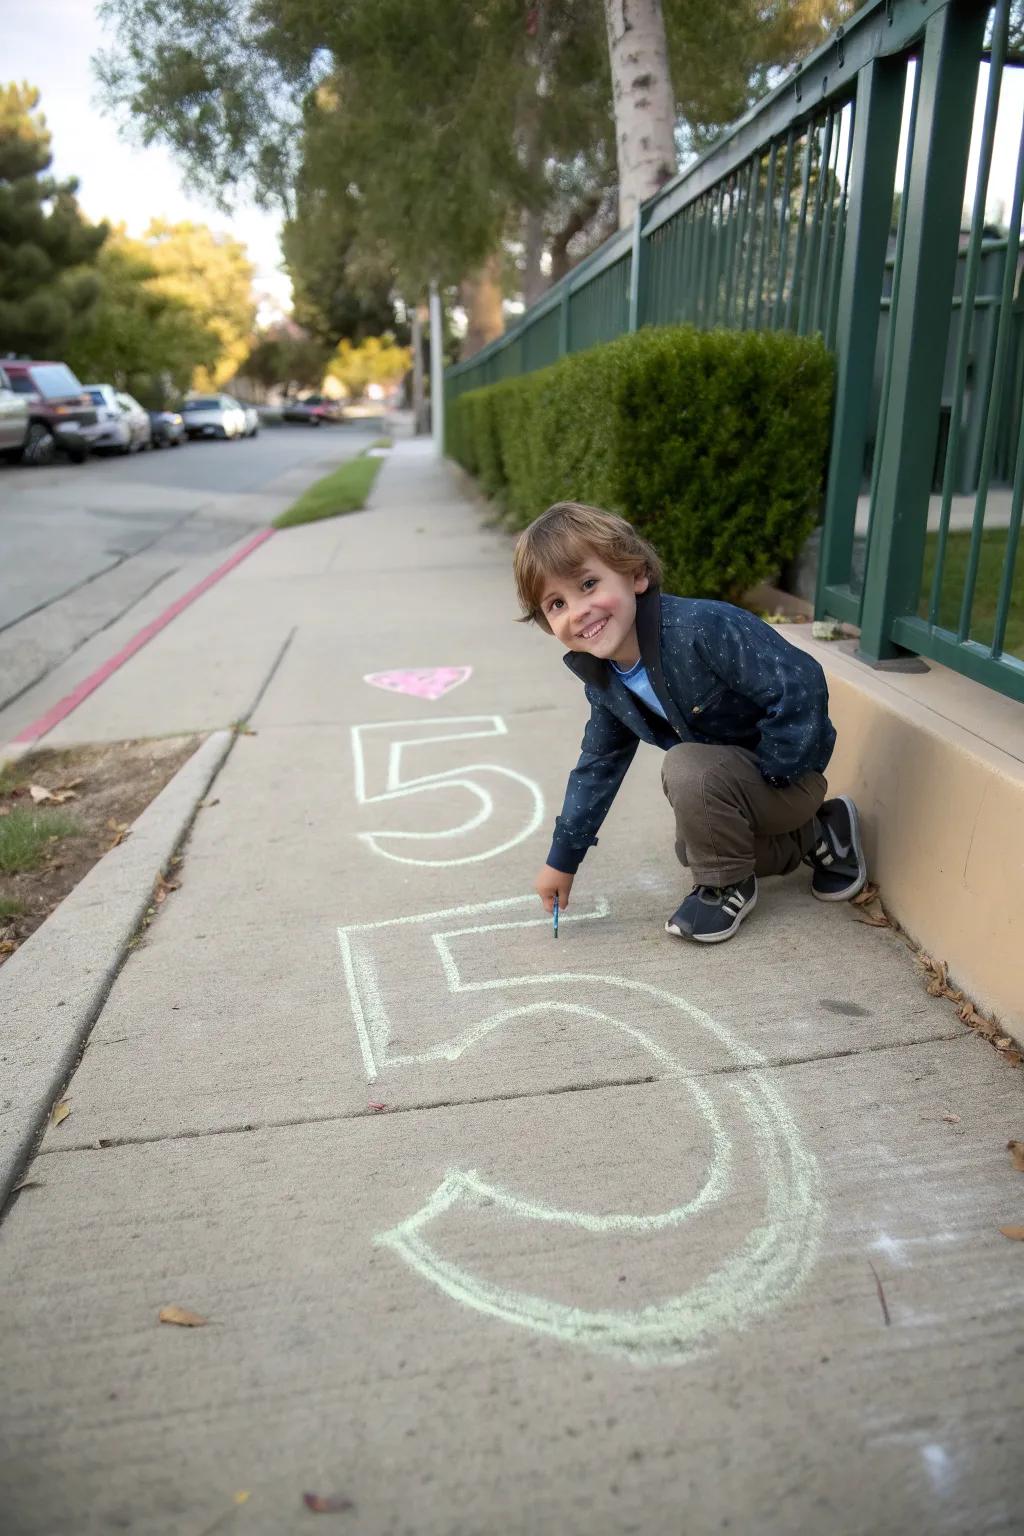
[
  {"xmin": 241, "ymin": 404, "xmax": 259, "ymax": 437},
  {"xmin": 180, "ymin": 394, "xmax": 247, "ymax": 440},
  {"xmin": 118, "ymin": 392, "xmax": 152, "ymax": 450},
  {"xmin": 281, "ymin": 394, "xmax": 343, "ymax": 425},
  {"xmin": 2, "ymin": 359, "xmax": 97, "ymax": 464},
  {"xmin": 0, "ymin": 364, "xmax": 29, "ymax": 462},
  {"xmin": 148, "ymin": 409, "xmax": 186, "ymax": 448},
  {"xmin": 83, "ymin": 385, "xmax": 151, "ymax": 453}
]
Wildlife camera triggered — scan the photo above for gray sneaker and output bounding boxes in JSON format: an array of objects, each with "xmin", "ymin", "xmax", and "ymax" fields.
[
  {"xmin": 805, "ymin": 795, "xmax": 867, "ymax": 901},
  {"xmin": 665, "ymin": 875, "xmax": 758, "ymax": 943}
]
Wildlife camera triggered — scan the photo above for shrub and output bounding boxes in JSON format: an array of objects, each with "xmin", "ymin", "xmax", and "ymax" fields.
[{"xmin": 446, "ymin": 325, "xmax": 834, "ymax": 602}]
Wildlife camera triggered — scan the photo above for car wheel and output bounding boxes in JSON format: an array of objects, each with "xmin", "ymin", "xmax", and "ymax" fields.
[
  {"xmin": 3, "ymin": 446, "xmax": 25, "ymax": 465},
  {"xmin": 22, "ymin": 423, "xmax": 56, "ymax": 466}
]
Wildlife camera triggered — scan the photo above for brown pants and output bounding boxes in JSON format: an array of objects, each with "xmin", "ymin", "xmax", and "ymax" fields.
[{"xmin": 661, "ymin": 743, "xmax": 827, "ymax": 887}]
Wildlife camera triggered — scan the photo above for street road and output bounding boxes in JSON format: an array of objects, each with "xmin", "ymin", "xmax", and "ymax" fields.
[{"xmin": 0, "ymin": 421, "xmax": 377, "ymax": 718}]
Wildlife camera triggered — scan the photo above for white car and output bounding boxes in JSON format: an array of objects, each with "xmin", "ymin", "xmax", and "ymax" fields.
[
  {"xmin": 0, "ymin": 365, "xmax": 29, "ymax": 463},
  {"xmin": 241, "ymin": 404, "xmax": 259, "ymax": 437},
  {"xmin": 84, "ymin": 385, "xmax": 152, "ymax": 453},
  {"xmin": 180, "ymin": 394, "xmax": 247, "ymax": 440}
]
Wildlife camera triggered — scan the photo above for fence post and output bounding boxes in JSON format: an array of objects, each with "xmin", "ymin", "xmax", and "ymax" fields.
[
  {"xmin": 559, "ymin": 284, "xmax": 571, "ymax": 356},
  {"xmin": 856, "ymin": 0, "xmax": 990, "ymax": 662},
  {"xmin": 816, "ymin": 56, "xmax": 905, "ymax": 623},
  {"xmin": 628, "ymin": 208, "xmax": 646, "ymax": 332}
]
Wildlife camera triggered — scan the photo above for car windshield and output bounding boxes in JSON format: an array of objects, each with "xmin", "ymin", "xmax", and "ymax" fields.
[
  {"xmin": 184, "ymin": 397, "xmax": 220, "ymax": 410},
  {"xmin": 27, "ymin": 364, "xmax": 84, "ymax": 399},
  {"xmin": 86, "ymin": 389, "xmax": 108, "ymax": 405}
]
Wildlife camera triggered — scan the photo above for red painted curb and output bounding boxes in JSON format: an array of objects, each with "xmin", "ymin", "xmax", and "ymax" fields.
[{"xmin": 11, "ymin": 528, "xmax": 276, "ymax": 747}]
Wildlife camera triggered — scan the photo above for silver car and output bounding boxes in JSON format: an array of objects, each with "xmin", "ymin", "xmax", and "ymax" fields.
[
  {"xmin": 83, "ymin": 385, "xmax": 152, "ymax": 453},
  {"xmin": 180, "ymin": 394, "xmax": 247, "ymax": 440},
  {"xmin": 0, "ymin": 364, "xmax": 29, "ymax": 462}
]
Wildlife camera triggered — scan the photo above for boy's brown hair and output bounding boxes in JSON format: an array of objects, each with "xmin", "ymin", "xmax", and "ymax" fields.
[{"xmin": 513, "ymin": 502, "xmax": 664, "ymax": 632}]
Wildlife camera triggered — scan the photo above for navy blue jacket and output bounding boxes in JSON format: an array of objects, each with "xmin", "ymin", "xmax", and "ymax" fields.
[{"xmin": 547, "ymin": 589, "xmax": 836, "ymax": 874}]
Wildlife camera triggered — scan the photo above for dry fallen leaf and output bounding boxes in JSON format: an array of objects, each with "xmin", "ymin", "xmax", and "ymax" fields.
[
  {"xmin": 998, "ymin": 1226, "xmax": 1024, "ymax": 1241},
  {"xmin": 368, "ymin": 1101, "xmax": 387, "ymax": 1113},
  {"xmin": 851, "ymin": 885, "xmax": 879, "ymax": 907},
  {"xmin": 153, "ymin": 875, "xmax": 181, "ymax": 906},
  {"xmin": 158, "ymin": 1305, "xmax": 208, "ymax": 1327},
  {"xmin": 855, "ymin": 909, "xmax": 890, "ymax": 927},
  {"xmin": 942, "ymin": 1114, "xmax": 961, "ymax": 1124},
  {"xmin": 1007, "ymin": 1140, "xmax": 1024, "ymax": 1172},
  {"xmin": 50, "ymin": 1100, "xmax": 71, "ymax": 1127},
  {"xmin": 303, "ymin": 1493, "xmax": 355, "ymax": 1514},
  {"xmin": 994, "ymin": 1036, "xmax": 1014, "ymax": 1051},
  {"xmin": 29, "ymin": 783, "xmax": 54, "ymax": 803}
]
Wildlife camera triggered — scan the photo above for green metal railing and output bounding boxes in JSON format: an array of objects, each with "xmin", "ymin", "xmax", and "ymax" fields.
[{"xmin": 445, "ymin": 0, "xmax": 1024, "ymax": 704}]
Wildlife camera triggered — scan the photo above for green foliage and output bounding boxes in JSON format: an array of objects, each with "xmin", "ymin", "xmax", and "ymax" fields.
[
  {"xmin": 282, "ymin": 186, "xmax": 406, "ymax": 347},
  {"xmin": 0, "ymin": 83, "xmax": 107, "ymax": 357},
  {"xmin": 241, "ymin": 328, "xmax": 330, "ymax": 394},
  {"xmin": 448, "ymin": 326, "xmax": 834, "ymax": 602},
  {"xmin": 273, "ymin": 453, "xmax": 384, "ymax": 528},
  {"xmin": 135, "ymin": 219, "xmax": 256, "ymax": 388},
  {"xmin": 64, "ymin": 236, "xmax": 220, "ymax": 404},
  {"xmin": 326, "ymin": 336, "xmax": 410, "ymax": 399},
  {"xmin": 96, "ymin": 1, "xmax": 852, "ymax": 306}
]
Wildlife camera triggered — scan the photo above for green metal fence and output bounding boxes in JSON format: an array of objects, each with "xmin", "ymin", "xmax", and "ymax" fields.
[{"xmin": 444, "ymin": 0, "xmax": 1024, "ymax": 704}]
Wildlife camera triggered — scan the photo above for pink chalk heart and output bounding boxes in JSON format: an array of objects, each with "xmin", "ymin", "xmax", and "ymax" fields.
[{"xmin": 364, "ymin": 666, "xmax": 472, "ymax": 701}]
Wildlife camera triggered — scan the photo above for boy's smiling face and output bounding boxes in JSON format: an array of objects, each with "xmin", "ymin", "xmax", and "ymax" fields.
[{"xmin": 539, "ymin": 557, "xmax": 649, "ymax": 666}]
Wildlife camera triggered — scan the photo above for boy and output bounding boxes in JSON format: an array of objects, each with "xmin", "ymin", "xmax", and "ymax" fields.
[{"xmin": 514, "ymin": 501, "xmax": 867, "ymax": 943}]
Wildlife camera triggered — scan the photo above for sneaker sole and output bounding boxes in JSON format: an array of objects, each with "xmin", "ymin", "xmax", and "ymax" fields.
[
  {"xmin": 665, "ymin": 884, "xmax": 759, "ymax": 943},
  {"xmin": 811, "ymin": 794, "xmax": 868, "ymax": 903}
]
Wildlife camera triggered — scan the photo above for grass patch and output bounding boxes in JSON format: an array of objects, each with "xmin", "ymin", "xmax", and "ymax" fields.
[
  {"xmin": 273, "ymin": 452, "xmax": 384, "ymax": 529},
  {"xmin": 0, "ymin": 897, "xmax": 27, "ymax": 919},
  {"xmin": 921, "ymin": 529, "xmax": 1024, "ymax": 660},
  {"xmin": 0, "ymin": 808, "xmax": 82, "ymax": 875}
]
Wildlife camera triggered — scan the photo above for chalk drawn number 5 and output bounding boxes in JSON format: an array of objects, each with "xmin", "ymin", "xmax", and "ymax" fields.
[{"xmin": 350, "ymin": 716, "xmax": 544, "ymax": 866}]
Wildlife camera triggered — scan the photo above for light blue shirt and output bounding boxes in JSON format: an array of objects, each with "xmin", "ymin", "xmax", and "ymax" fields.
[{"xmin": 610, "ymin": 657, "xmax": 668, "ymax": 719}]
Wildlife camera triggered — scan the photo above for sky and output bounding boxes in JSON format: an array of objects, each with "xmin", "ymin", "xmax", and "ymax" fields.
[{"xmin": 5, "ymin": 0, "xmax": 292, "ymax": 321}]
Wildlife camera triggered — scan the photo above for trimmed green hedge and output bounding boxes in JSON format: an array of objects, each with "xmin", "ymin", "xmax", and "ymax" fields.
[{"xmin": 446, "ymin": 325, "xmax": 833, "ymax": 602}]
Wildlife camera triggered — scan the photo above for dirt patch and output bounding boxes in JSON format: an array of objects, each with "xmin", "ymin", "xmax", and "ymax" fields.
[{"xmin": 0, "ymin": 736, "xmax": 200, "ymax": 964}]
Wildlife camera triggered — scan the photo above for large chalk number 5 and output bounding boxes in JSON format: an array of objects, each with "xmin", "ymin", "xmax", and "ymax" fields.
[
  {"xmin": 339, "ymin": 896, "xmax": 823, "ymax": 1366},
  {"xmin": 350, "ymin": 716, "xmax": 545, "ymax": 866}
]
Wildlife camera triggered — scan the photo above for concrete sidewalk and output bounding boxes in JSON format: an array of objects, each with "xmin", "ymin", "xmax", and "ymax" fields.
[{"xmin": 1, "ymin": 440, "xmax": 1021, "ymax": 1535}]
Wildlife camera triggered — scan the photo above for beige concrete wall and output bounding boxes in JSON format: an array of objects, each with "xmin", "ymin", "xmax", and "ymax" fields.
[{"xmin": 782, "ymin": 628, "xmax": 1024, "ymax": 1039}]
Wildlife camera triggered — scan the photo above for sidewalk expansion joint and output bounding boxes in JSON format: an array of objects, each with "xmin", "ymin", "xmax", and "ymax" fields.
[{"xmin": 34, "ymin": 1029, "xmax": 966, "ymax": 1159}]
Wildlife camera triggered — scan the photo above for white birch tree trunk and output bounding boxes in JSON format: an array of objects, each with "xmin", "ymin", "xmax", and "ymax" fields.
[{"xmin": 604, "ymin": 0, "xmax": 678, "ymax": 229}]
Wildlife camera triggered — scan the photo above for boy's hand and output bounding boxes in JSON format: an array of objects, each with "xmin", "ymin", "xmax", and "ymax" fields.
[{"xmin": 535, "ymin": 865, "xmax": 574, "ymax": 914}]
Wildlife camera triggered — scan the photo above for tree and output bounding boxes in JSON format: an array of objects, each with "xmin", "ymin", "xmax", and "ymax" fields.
[
  {"xmin": 133, "ymin": 219, "xmax": 257, "ymax": 389},
  {"xmin": 64, "ymin": 233, "xmax": 220, "ymax": 403},
  {"xmin": 96, "ymin": 0, "xmax": 855, "ymax": 350},
  {"xmin": 239, "ymin": 327, "xmax": 330, "ymax": 397},
  {"xmin": 0, "ymin": 83, "xmax": 107, "ymax": 358},
  {"xmin": 281, "ymin": 188, "xmax": 406, "ymax": 350},
  {"xmin": 605, "ymin": 0, "xmax": 678, "ymax": 229},
  {"xmin": 326, "ymin": 335, "xmax": 411, "ymax": 400}
]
